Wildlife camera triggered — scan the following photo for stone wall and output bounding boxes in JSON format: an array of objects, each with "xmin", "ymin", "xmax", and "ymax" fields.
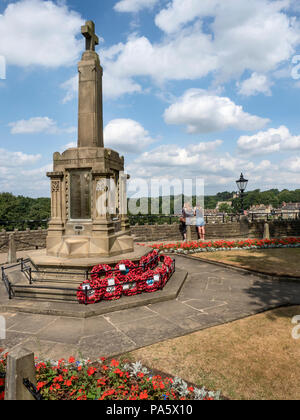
[
  {"xmin": 248, "ymin": 220, "xmax": 300, "ymax": 239},
  {"xmin": 0, "ymin": 220, "xmax": 299, "ymax": 253},
  {"xmin": 0, "ymin": 229, "xmax": 47, "ymax": 253},
  {"xmin": 131, "ymin": 223, "xmax": 241, "ymax": 242}
]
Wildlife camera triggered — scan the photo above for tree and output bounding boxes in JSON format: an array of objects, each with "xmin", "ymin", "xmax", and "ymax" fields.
[{"xmin": 218, "ymin": 203, "xmax": 233, "ymax": 214}]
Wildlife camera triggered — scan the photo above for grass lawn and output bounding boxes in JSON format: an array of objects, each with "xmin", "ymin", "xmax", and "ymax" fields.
[
  {"xmin": 193, "ymin": 248, "xmax": 300, "ymax": 277},
  {"xmin": 128, "ymin": 306, "xmax": 300, "ymax": 400}
]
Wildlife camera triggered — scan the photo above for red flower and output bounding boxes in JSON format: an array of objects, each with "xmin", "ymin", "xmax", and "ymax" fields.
[
  {"xmin": 37, "ymin": 381, "xmax": 47, "ymax": 391},
  {"xmin": 87, "ymin": 367, "xmax": 97, "ymax": 376},
  {"xmin": 110, "ymin": 359, "xmax": 119, "ymax": 367},
  {"xmin": 139, "ymin": 390, "xmax": 148, "ymax": 400},
  {"xmin": 53, "ymin": 374, "xmax": 64, "ymax": 383},
  {"xmin": 114, "ymin": 368, "xmax": 124, "ymax": 377}
]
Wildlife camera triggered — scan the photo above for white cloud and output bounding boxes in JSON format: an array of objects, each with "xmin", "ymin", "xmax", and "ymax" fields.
[
  {"xmin": 154, "ymin": 0, "xmax": 217, "ymax": 34},
  {"xmin": 126, "ymin": 141, "xmax": 260, "ymax": 194},
  {"xmin": 104, "ymin": 119, "xmax": 155, "ymax": 153},
  {"xmin": 281, "ymin": 156, "xmax": 300, "ymax": 172},
  {"xmin": 0, "ymin": 148, "xmax": 41, "ymax": 166},
  {"xmin": 9, "ymin": 117, "xmax": 57, "ymax": 134},
  {"xmin": 0, "ymin": 162, "xmax": 52, "ymax": 197},
  {"xmin": 129, "ymin": 141, "xmax": 234, "ymax": 175},
  {"xmin": 163, "ymin": 89, "xmax": 270, "ymax": 134},
  {"xmin": 126, "ymin": 138, "xmax": 300, "ymax": 193},
  {"xmin": 101, "ymin": 31, "xmax": 217, "ymax": 94},
  {"xmin": 62, "ymin": 142, "xmax": 77, "ymax": 151},
  {"xmin": 101, "ymin": 0, "xmax": 300, "ymax": 98},
  {"xmin": 237, "ymin": 73, "xmax": 273, "ymax": 96},
  {"xmin": 0, "ymin": 0, "xmax": 83, "ymax": 68},
  {"xmin": 9, "ymin": 117, "xmax": 76, "ymax": 135},
  {"xmin": 237, "ymin": 126, "xmax": 300, "ymax": 156},
  {"xmin": 114, "ymin": 0, "xmax": 159, "ymax": 13},
  {"xmin": 103, "ymin": 72, "xmax": 142, "ymax": 99},
  {"xmin": 60, "ymin": 75, "xmax": 78, "ymax": 104}
]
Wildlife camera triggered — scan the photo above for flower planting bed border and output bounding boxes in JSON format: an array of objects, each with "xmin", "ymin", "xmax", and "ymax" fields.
[
  {"xmin": 145, "ymin": 238, "xmax": 300, "ymax": 282},
  {"xmin": 0, "ymin": 352, "xmax": 223, "ymax": 400},
  {"xmin": 144, "ymin": 237, "xmax": 300, "ymax": 255}
]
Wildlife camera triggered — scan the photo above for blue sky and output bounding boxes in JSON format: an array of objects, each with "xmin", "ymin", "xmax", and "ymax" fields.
[{"xmin": 0, "ymin": 0, "xmax": 300, "ymax": 198}]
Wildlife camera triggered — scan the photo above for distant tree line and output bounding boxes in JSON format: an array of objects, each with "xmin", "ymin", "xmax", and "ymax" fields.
[
  {"xmin": 209, "ymin": 189, "xmax": 300, "ymax": 213},
  {"xmin": 0, "ymin": 193, "xmax": 50, "ymax": 230},
  {"xmin": 0, "ymin": 188, "xmax": 299, "ymax": 229}
]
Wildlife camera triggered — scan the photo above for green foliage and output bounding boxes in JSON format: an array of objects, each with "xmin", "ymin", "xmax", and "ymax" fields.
[
  {"xmin": 218, "ymin": 203, "xmax": 233, "ymax": 213},
  {"xmin": 0, "ymin": 192, "xmax": 50, "ymax": 230}
]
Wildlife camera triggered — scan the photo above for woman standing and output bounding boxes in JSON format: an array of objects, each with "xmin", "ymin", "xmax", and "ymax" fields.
[
  {"xmin": 180, "ymin": 202, "xmax": 193, "ymax": 241},
  {"xmin": 195, "ymin": 205, "xmax": 206, "ymax": 240}
]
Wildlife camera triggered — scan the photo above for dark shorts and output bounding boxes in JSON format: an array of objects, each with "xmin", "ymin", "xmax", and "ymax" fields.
[{"xmin": 179, "ymin": 222, "xmax": 186, "ymax": 233}]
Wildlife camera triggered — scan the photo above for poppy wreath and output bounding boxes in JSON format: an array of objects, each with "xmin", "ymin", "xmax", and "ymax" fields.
[
  {"xmin": 122, "ymin": 268, "xmax": 143, "ymax": 296},
  {"xmin": 77, "ymin": 279, "xmax": 102, "ymax": 305},
  {"xmin": 139, "ymin": 269, "xmax": 161, "ymax": 293},
  {"xmin": 140, "ymin": 250, "xmax": 159, "ymax": 271},
  {"xmin": 114, "ymin": 260, "xmax": 138, "ymax": 291},
  {"xmin": 162, "ymin": 256, "xmax": 175, "ymax": 275},
  {"xmin": 99, "ymin": 275, "xmax": 123, "ymax": 301},
  {"xmin": 139, "ymin": 254, "xmax": 150, "ymax": 271},
  {"xmin": 149, "ymin": 249, "xmax": 159, "ymax": 269},
  {"xmin": 155, "ymin": 265, "xmax": 168, "ymax": 288},
  {"xmin": 90, "ymin": 264, "xmax": 113, "ymax": 281},
  {"xmin": 115, "ymin": 259, "xmax": 138, "ymax": 275}
]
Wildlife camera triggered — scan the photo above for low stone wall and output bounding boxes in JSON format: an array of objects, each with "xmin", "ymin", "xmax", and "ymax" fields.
[
  {"xmin": 0, "ymin": 229, "xmax": 47, "ymax": 253},
  {"xmin": 0, "ymin": 220, "xmax": 299, "ymax": 253},
  {"xmin": 248, "ymin": 220, "xmax": 300, "ymax": 239},
  {"xmin": 131, "ymin": 223, "xmax": 241, "ymax": 242}
]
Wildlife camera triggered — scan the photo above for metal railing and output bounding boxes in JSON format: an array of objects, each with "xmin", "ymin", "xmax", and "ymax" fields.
[{"xmin": 0, "ymin": 372, "xmax": 44, "ymax": 400}]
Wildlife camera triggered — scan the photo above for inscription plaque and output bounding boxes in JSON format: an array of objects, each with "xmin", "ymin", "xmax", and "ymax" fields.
[{"xmin": 70, "ymin": 170, "xmax": 91, "ymax": 220}]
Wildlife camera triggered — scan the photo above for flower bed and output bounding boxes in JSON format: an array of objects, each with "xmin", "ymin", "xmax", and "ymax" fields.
[
  {"xmin": 144, "ymin": 237, "xmax": 300, "ymax": 255},
  {"xmin": 0, "ymin": 352, "xmax": 221, "ymax": 400},
  {"xmin": 77, "ymin": 251, "xmax": 175, "ymax": 305}
]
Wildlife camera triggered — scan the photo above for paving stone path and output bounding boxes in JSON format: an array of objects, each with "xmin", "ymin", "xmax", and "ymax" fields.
[{"xmin": 1, "ymin": 255, "xmax": 300, "ymax": 361}]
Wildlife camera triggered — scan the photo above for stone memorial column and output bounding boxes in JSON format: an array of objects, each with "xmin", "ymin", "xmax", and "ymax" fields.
[{"xmin": 78, "ymin": 21, "xmax": 103, "ymax": 148}]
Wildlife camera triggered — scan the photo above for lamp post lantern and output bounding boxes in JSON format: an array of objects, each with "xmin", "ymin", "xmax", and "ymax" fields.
[{"xmin": 236, "ymin": 173, "xmax": 248, "ymax": 214}]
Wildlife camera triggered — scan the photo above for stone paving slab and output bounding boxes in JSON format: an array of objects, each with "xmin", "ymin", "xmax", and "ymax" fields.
[{"xmin": 0, "ymin": 254, "xmax": 300, "ymax": 361}]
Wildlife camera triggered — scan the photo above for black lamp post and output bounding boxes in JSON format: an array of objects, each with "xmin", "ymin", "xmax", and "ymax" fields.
[{"xmin": 236, "ymin": 173, "xmax": 248, "ymax": 214}]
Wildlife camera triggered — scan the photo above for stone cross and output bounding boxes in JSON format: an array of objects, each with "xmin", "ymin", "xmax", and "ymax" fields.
[{"xmin": 81, "ymin": 20, "xmax": 99, "ymax": 52}]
